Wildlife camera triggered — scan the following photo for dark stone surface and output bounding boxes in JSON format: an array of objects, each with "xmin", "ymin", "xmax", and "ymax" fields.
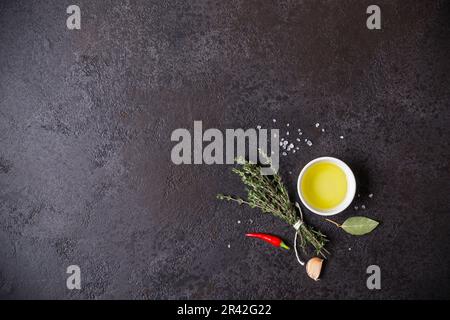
[{"xmin": 0, "ymin": 0, "xmax": 449, "ymax": 299}]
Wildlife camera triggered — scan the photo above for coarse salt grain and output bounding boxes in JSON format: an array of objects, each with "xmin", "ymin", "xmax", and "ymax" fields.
[
  {"xmin": 282, "ymin": 152, "xmax": 287, "ymax": 156},
  {"xmin": 273, "ymin": 119, "xmax": 276, "ymax": 123},
  {"xmin": 361, "ymin": 205, "xmax": 366, "ymax": 210},
  {"xmin": 307, "ymin": 140, "xmax": 312, "ymax": 146},
  {"xmin": 340, "ymin": 135, "xmax": 344, "ymax": 139},
  {"xmin": 369, "ymin": 193, "xmax": 373, "ymax": 198},
  {"xmin": 256, "ymin": 125, "xmax": 261, "ymax": 129},
  {"xmin": 315, "ymin": 123, "xmax": 320, "ymax": 127}
]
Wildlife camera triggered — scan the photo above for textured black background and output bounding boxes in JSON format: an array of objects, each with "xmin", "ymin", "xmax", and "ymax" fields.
[{"xmin": 0, "ymin": 0, "xmax": 449, "ymax": 299}]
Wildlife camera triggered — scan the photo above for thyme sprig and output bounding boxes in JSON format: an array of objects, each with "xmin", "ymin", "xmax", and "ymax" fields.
[{"xmin": 217, "ymin": 159, "xmax": 329, "ymax": 257}]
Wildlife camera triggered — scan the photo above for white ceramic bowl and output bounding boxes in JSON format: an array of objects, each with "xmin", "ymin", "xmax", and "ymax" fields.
[{"xmin": 297, "ymin": 157, "xmax": 356, "ymax": 216}]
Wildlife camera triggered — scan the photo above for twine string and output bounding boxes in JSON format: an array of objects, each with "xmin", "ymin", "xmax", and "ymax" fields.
[{"xmin": 293, "ymin": 202, "xmax": 305, "ymax": 266}]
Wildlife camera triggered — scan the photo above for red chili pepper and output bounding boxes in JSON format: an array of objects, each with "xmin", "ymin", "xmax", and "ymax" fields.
[{"xmin": 245, "ymin": 233, "xmax": 290, "ymax": 250}]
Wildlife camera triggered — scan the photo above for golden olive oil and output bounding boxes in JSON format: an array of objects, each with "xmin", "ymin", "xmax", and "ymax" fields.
[{"xmin": 301, "ymin": 162, "xmax": 347, "ymax": 210}]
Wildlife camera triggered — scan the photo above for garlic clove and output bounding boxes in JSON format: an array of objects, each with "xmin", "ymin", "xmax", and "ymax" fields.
[{"xmin": 306, "ymin": 257, "xmax": 323, "ymax": 281}]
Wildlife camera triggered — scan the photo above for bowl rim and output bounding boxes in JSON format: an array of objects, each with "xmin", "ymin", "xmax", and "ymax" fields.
[{"xmin": 297, "ymin": 156, "xmax": 356, "ymax": 216}]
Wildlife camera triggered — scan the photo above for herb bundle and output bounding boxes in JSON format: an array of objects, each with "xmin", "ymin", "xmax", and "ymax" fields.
[{"xmin": 217, "ymin": 159, "xmax": 329, "ymax": 258}]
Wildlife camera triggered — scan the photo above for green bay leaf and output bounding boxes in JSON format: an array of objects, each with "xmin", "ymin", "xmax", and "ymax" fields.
[{"xmin": 341, "ymin": 216, "xmax": 379, "ymax": 236}]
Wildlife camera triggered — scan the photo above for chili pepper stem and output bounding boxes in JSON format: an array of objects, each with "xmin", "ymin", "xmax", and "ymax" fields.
[{"xmin": 280, "ymin": 241, "xmax": 290, "ymax": 250}]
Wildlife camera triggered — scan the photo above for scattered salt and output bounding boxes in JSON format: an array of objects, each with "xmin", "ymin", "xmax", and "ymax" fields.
[
  {"xmin": 296, "ymin": 138, "xmax": 300, "ymax": 142},
  {"xmin": 321, "ymin": 128, "xmax": 325, "ymax": 132},
  {"xmin": 340, "ymin": 135, "xmax": 344, "ymax": 139},
  {"xmin": 282, "ymin": 152, "xmax": 287, "ymax": 156},
  {"xmin": 307, "ymin": 140, "xmax": 313, "ymax": 146},
  {"xmin": 237, "ymin": 220, "xmax": 241, "ymax": 224},
  {"xmin": 273, "ymin": 119, "xmax": 277, "ymax": 123},
  {"xmin": 315, "ymin": 123, "xmax": 320, "ymax": 128},
  {"xmin": 227, "ymin": 244, "xmax": 231, "ymax": 248},
  {"xmin": 286, "ymin": 123, "xmax": 290, "ymax": 127},
  {"xmin": 368, "ymin": 193, "xmax": 373, "ymax": 198},
  {"xmin": 286, "ymin": 131, "xmax": 289, "ymax": 135},
  {"xmin": 354, "ymin": 206, "xmax": 359, "ymax": 210},
  {"xmin": 256, "ymin": 125, "xmax": 261, "ymax": 130},
  {"xmin": 361, "ymin": 205, "xmax": 366, "ymax": 210}
]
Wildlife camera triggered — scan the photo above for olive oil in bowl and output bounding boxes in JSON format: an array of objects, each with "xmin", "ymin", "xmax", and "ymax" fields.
[{"xmin": 298, "ymin": 157, "xmax": 356, "ymax": 216}]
